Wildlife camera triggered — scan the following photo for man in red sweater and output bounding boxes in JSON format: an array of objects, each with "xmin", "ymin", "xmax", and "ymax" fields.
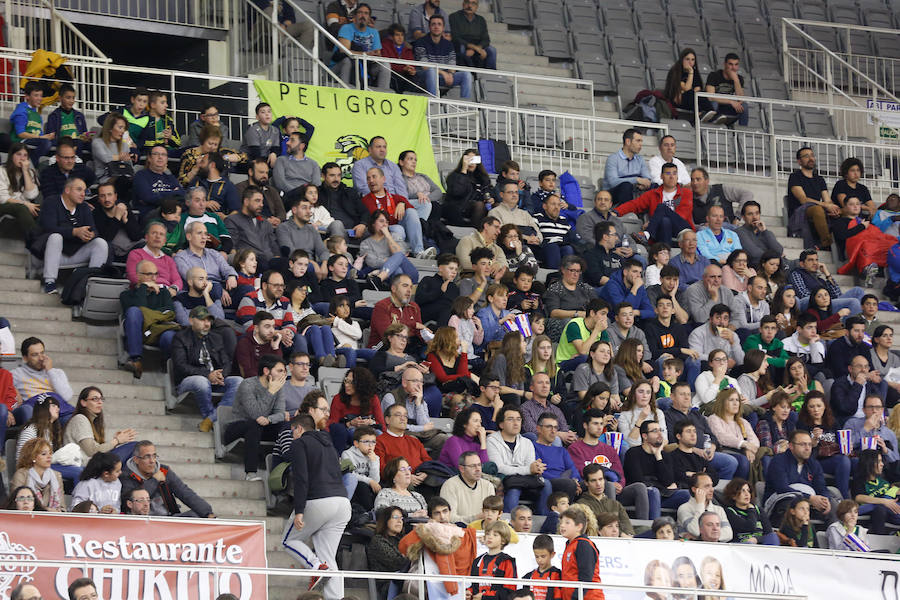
[
  {"xmin": 375, "ymin": 402, "xmax": 431, "ymax": 482},
  {"xmin": 0, "ymin": 367, "xmax": 23, "ymax": 451},
  {"xmin": 615, "ymin": 162, "xmax": 694, "ymax": 246},
  {"xmin": 368, "ymin": 274, "xmax": 431, "ymax": 355}
]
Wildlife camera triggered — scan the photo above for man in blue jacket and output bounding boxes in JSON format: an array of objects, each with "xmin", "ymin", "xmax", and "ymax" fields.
[
  {"xmin": 38, "ymin": 138, "xmax": 95, "ymax": 201},
  {"xmin": 764, "ymin": 430, "xmax": 835, "ymax": 523},
  {"xmin": 43, "ymin": 84, "xmax": 88, "ymax": 155},
  {"xmin": 132, "ymin": 145, "xmax": 184, "ymax": 216},
  {"xmin": 597, "ymin": 259, "xmax": 654, "ymax": 320}
]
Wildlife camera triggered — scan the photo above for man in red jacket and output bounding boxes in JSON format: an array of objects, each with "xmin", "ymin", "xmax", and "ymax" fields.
[
  {"xmin": 615, "ymin": 162, "xmax": 694, "ymax": 246},
  {"xmin": 368, "ymin": 273, "xmax": 431, "ymax": 354}
]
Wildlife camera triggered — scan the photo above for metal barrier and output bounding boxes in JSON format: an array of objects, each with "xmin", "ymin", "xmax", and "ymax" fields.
[
  {"xmin": 781, "ymin": 18, "xmax": 900, "ymax": 107},
  {"xmin": 9, "ymin": 558, "xmax": 809, "ymax": 600},
  {"xmin": 50, "ymin": 0, "xmax": 227, "ymax": 29}
]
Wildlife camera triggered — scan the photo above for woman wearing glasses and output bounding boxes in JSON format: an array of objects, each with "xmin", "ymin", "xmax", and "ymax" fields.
[
  {"xmin": 367, "ymin": 505, "xmax": 411, "ymax": 600},
  {"xmin": 374, "ymin": 457, "xmax": 428, "ymax": 518},
  {"xmin": 62, "ymin": 386, "xmax": 137, "ymax": 464},
  {"xmin": 3, "ymin": 485, "xmax": 46, "ymax": 511},
  {"xmin": 543, "ymin": 255, "xmax": 597, "ymax": 342}
]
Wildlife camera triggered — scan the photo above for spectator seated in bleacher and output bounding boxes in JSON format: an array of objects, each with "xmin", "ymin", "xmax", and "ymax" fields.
[
  {"xmin": 644, "ymin": 295, "xmax": 700, "ymax": 380},
  {"xmin": 764, "ymin": 429, "xmax": 836, "ymax": 525},
  {"xmin": 576, "ymin": 190, "xmax": 627, "ymax": 251},
  {"xmin": 318, "ymin": 161, "xmax": 370, "ymax": 239},
  {"xmin": 617, "ymin": 162, "xmax": 694, "ymax": 247},
  {"xmin": 241, "ymin": 102, "xmax": 280, "ymax": 167},
  {"xmin": 832, "ymin": 354, "xmax": 887, "ymax": 427},
  {"xmin": 496, "ymin": 224, "xmax": 537, "ymax": 273},
  {"xmin": 64, "ymin": 386, "xmax": 137, "ymax": 464},
  {"xmin": 445, "ymin": 149, "xmax": 491, "ymax": 226},
  {"xmin": 602, "ymin": 128, "xmax": 651, "ymax": 207},
  {"xmin": 408, "ymin": 0, "xmax": 450, "ymax": 40},
  {"xmin": 0, "ymin": 143, "xmax": 40, "ymax": 233},
  {"xmin": 369, "ymin": 274, "xmax": 430, "ymax": 356},
  {"xmin": 449, "ymin": 0, "xmax": 495, "ymax": 70},
  {"xmin": 414, "ymin": 252, "xmax": 459, "ymax": 326},
  {"xmin": 440, "ymin": 448, "xmax": 495, "ymax": 523},
  {"xmin": 138, "ymin": 91, "xmax": 182, "ymax": 156},
  {"xmin": 861, "ymin": 294, "xmax": 884, "ymax": 336},
  {"xmin": 787, "ymin": 147, "xmax": 841, "ymax": 250},
  {"xmin": 361, "ymin": 166, "xmax": 436, "ymax": 259},
  {"xmin": 40, "ymin": 138, "xmax": 95, "ymax": 202},
  {"xmin": 492, "ymin": 180, "xmax": 542, "ymax": 248},
  {"xmin": 382, "ymin": 24, "xmax": 420, "ymax": 94},
  {"xmin": 174, "ymin": 222, "xmax": 238, "ymax": 305},
  {"xmin": 361, "ymin": 209, "xmax": 422, "ymax": 289},
  {"xmin": 735, "ymin": 200, "xmax": 783, "ymax": 266},
  {"xmin": 185, "ymin": 101, "xmax": 231, "ymax": 148},
  {"xmin": 172, "ymin": 268, "xmax": 235, "ymax": 358},
  {"xmin": 597, "ymin": 259, "xmax": 654, "ymax": 321},
  {"xmin": 237, "ymin": 158, "xmax": 286, "ymax": 228},
  {"xmin": 91, "ymin": 113, "xmax": 137, "ymax": 191},
  {"xmin": 91, "ymin": 182, "xmax": 141, "ymax": 261},
  {"xmin": 11, "ymin": 336, "xmax": 76, "ymax": 424},
  {"xmin": 486, "ymin": 403, "xmax": 553, "ymax": 514},
  {"xmin": 733, "ymin": 275, "xmax": 770, "ymax": 336},
  {"xmin": 677, "ymin": 472, "xmax": 732, "ymax": 541},
  {"xmin": 119, "ymin": 259, "xmax": 179, "ymax": 378},
  {"xmin": 684, "ymin": 264, "xmax": 740, "ymax": 326},
  {"xmin": 833, "ymin": 157, "xmax": 876, "ymax": 218},
  {"xmin": 273, "ymin": 132, "xmax": 319, "ymax": 195},
  {"xmin": 832, "ymin": 195, "xmax": 897, "ymax": 288},
  {"xmin": 233, "ymin": 311, "xmax": 284, "ymax": 378},
  {"xmin": 132, "ymin": 145, "xmax": 184, "ymax": 218},
  {"xmin": 333, "ymin": 4, "xmax": 391, "ymax": 89},
  {"xmin": 664, "ymin": 382, "xmax": 738, "ymax": 479},
  {"xmin": 806, "ymin": 286, "xmax": 852, "ymax": 336},
  {"xmin": 851, "ymin": 448, "xmax": 900, "ymax": 534},
  {"xmin": 123, "ymin": 488, "xmax": 151, "ymax": 515},
  {"xmin": 178, "ymin": 124, "xmax": 245, "ymax": 188},
  {"xmin": 11, "ymin": 81, "xmax": 54, "ymax": 166},
  {"xmin": 530, "ymin": 169, "xmax": 566, "ymax": 214},
  {"xmin": 193, "ymin": 152, "xmax": 240, "ymax": 216},
  {"xmin": 176, "ymin": 187, "xmax": 231, "ymax": 255},
  {"xmin": 226, "ymin": 354, "xmax": 286, "ymax": 481},
  {"xmin": 696, "ymin": 205, "xmax": 742, "ymax": 264},
  {"xmin": 372, "ymin": 401, "xmax": 434, "ymax": 486},
  {"xmin": 352, "ymin": 136, "xmax": 405, "ymax": 197},
  {"xmin": 381, "ymin": 364, "xmax": 448, "ymax": 452},
  {"xmin": 663, "ymin": 48, "xmax": 715, "ymax": 124},
  {"xmin": 722, "ymin": 249, "xmax": 756, "ymax": 295},
  {"xmin": 11, "ymin": 438, "xmax": 65, "ymax": 511},
  {"xmin": 575, "ymin": 462, "xmax": 635, "ymax": 536},
  {"xmin": 646, "ymin": 264, "xmax": 689, "ymax": 323},
  {"xmin": 32, "ymin": 177, "xmax": 108, "ymax": 295},
  {"xmin": 534, "ymin": 194, "xmax": 576, "ymax": 269},
  {"xmin": 543, "ymin": 255, "xmax": 597, "ymax": 341},
  {"xmin": 325, "ymin": 0, "xmax": 357, "ymax": 38},
  {"xmin": 171, "ymin": 305, "xmax": 242, "ymax": 432},
  {"xmin": 413, "ymin": 15, "xmax": 473, "ymax": 99},
  {"xmin": 398, "ymin": 149, "xmax": 441, "ymax": 223},
  {"xmin": 492, "ymin": 160, "xmax": 529, "ymax": 210},
  {"xmin": 689, "ymin": 166, "xmax": 749, "ymax": 230},
  {"xmin": 583, "ymin": 222, "xmax": 622, "ymax": 288},
  {"xmin": 625, "ymin": 419, "xmax": 693, "ymax": 516},
  {"xmin": 44, "ymin": 83, "xmax": 88, "ymax": 154},
  {"xmin": 873, "ymin": 192, "xmax": 900, "ymax": 239},
  {"xmin": 790, "ymin": 248, "xmax": 865, "ymax": 314},
  {"xmin": 126, "ymin": 221, "xmax": 181, "ymax": 292},
  {"xmin": 688, "ymin": 303, "xmax": 744, "ymax": 371},
  {"xmin": 120, "ymin": 439, "xmax": 215, "ymax": 517},
  {"xmin": 648, "ymin": 135, "xmax": 690, "ymax": 187},
  {"xmin": 225, "ymin": 186, "xmax": 279, "ymax": 267},
  {"xmin": 668, "ymin": 229, "xmax": 708, "ymax": 292},
  {"xmin": 705, "ymin": 53, "xmax": 749, "ymax": 126},
  {"xmin": 276, "ymin": 193, "xmax": 329, "ymax": 276}
]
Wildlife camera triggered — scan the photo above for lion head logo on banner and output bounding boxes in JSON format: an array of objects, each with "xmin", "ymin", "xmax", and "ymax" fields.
[
  {"xmin": 334, "ymin": 134, "xmax": 370, "ymax": 181},
  {"xmin": 0, "ymin": 532, "xmax": 37, "ymax": 600}
]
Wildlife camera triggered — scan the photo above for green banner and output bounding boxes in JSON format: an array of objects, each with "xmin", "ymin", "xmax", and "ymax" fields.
[{"xmin": 253, "ymin": 80, "xmax": 442, "ymax": 190}]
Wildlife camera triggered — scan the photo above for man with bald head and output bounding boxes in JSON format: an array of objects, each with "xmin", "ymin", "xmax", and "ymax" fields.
[
  {"xmin": 670, "ymin": 228, "xmax": 710, "ymax": 290},
  {"xmin": 37, "ymin": 176, "xmax": 108, "ymax": 294},
  {"xmin": 120, "ymin": 259, "xmax": 178, "ymax": 378},
  {"xmin": 174, "ymin": 221, "xmax": 238, "ymax": 305},
  {"xmin": 683, "ymin": 263, "xmax": 740, "ymax": 325},
  {"xmin": 361, "ymin": 165, "xmax": 434, "ymax": 258},
  {"xmin": 11, "ymin": 583, "xmax": 43, "ymax": 600},
  {"xmin": 127, "ymin": 220, "xmax": 181, "ymax": 294},
  {"xmin": 368, "ymin": 274, "xmax": 430, "ymax": 354},
  {"xmin": 180, "ymin": 186, "xmax": 233, "ymax": 254}
]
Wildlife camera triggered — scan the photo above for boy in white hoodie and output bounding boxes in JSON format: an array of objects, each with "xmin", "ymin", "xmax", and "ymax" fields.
[{"xmin": 340, "ymin": 426, "xmax": 381, "ymax": 509}]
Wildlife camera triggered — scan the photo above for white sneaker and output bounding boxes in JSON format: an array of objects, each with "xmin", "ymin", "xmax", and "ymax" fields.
[
  {"xmin": 416, "ymin": 247, "xmax": 438, "ymax": 260},
  {"xmin": 245, "ymin": 472, "xmax": 262, "ymax": 482}
]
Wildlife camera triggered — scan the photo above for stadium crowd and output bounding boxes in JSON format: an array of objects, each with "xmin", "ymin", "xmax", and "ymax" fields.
[{"xmin": 3, "ymin": 56, "xmax": 900, "ymax": 600}]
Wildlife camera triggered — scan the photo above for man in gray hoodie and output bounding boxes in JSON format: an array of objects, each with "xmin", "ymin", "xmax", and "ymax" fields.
[{"xmin": 11, "ymin": 336, "xmax": 75, "ymax": 423}]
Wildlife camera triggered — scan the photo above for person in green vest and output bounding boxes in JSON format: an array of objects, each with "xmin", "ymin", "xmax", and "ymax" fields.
[
  {"xmin": 742, "ymin": 315, "xmax": 789, "ymax": 382},
  {"xmin": 10, "ymin": 80, "xmax": 54, "ymax": 166},
  {"xmin": 555, "ymin": 298, "xmax": 611, "ymax": 372},
  {"xmin": 122, "ymin": 86, "xmax": 150, "ymax": 141},
  {"xmin": 44, "ymin": 83, "xmax": 88, "ymax": 156},
  {"xmin": 139, "ymin": 90, "xmax": 182, "ymax": 155}
]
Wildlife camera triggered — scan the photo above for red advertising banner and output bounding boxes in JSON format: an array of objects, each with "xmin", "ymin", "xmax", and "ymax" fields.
[{"xmin": 0, "ymin": 512, "xmax": 267, "ymax": 600}]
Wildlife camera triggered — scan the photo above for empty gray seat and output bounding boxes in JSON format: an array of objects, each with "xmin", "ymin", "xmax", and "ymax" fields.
[
  {"xmin": 643, "ymin": 38, "xmax": 676, "ymax": 65},
  {"xmin": 769, "ymin": 105, "xmax": 801, "ymax": 135},
  {"xmin": 829, "ymin": 4, "xmax": 861, "ymax": 25},
  {"xmin": 605, "ymin": 13, "xmax": 637, "ymax": 35},
  {"xmin": 572, "ymin": 31, "xmax": 608, "ymax": 60},
  {"xmin": 367, "ymin": 1, "xmax": 394, "ymax": 26},
  {"xmin": 483, "ymin": 112, "xmax": 517, "ymax": 143},
  {"xmin": 577, "ymin": 58, "xmax": 615, "ymax": 92},
  {"xmin": 478, "ymin": 76, "xmax": 514, "ymax": 106},
  {"xmin": 497, "ymin": 0, "xmax": 532, "ymax": 26},
  {"xmin": 875, "ymin": 34, "xmax": 900, "ymax": 59},
  {"xmin": 809, "ymin": 142, "xmax": 841, "ymax": 178},
  {"xmin": 520, "ymin": 108, "xmax": 559, "ymax": 148},
  {"xmin": 801, "ymin": 109, "xmax": 835, "ymax": 138},
  {"xmin": 616, "ymin": 63, "xmax": 650, "ymax": 106},
  {"xmin": 531, "ymin": 0, "xmax": 566, "ymax": 26},
  {"xmin": 609, "ymin": 34, "xmax": 642, "ymax": 62},
  {"xmin": 738, "ymin": 134, "xmax": 771, "ymax": 173},
  {"xmin": 864, "ymin": 7, "xmax": 894, "ymax": 28},
  {"xmin": 535, "ymin": 28, "xmax": 572, "ymax": 60},
  {"xmin": 565, "ymin": 0, "xmax": 600, "ymax": 33}
]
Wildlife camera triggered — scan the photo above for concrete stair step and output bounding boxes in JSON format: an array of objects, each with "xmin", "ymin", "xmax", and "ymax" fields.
[
  {"xmin": 70, "ymin": 381, "xmax": 164, "ymax": 400},
  {"xmin": 501, "ymin": 54, "xmax": 552, "ymax": 68},
  {"xmin": 100, "ymin": 397, "xmax": 166, "ymax": 416},
  {"xmin": 62, "ymin": 367, "xmax": 146, "ymax": 385},
  {"xmin": 0, "ymin": 290, "xmax": 68, "ymax": 307},
  {"xmin": 14, "ymin": 332, "xmax": 117, "ymax": 355},
  {"xmin": 43, "ymin": 352, "xmax": 120, "ymax": 369},
  {"xmin": 0, "ymin": 278, "xmax": 44, "ymax": 293},
  {"xmin": 176, "ymin": 477, "xmax": 264, "ymax": 500},
  {"xmin": 107, "ymin": 413, "xmax": 207, "ymax": 431},
  {"xmin": 0, "ymin": 237, "xmax": 28, "ymax": 253},
  {"xmin": 207, "ymin": 497, "xmax": 267, "ymax": 517},
  {"xmin": 158, "ymin": 462, "xmax": 235, "ymax": 479},
  {"xmin": 153, "ymin": 445, "xmax": 215, "ymax": 463},
  {"xmin": 0, "ymin": 303, "xmax": 73, "ymax": 321},
  {"xmin": 104, "ymin": 424, "xmax": 213, "ymax": 448},
  {"xmin": 485, "ymin": 64, "xmax": 570, "ymax": 77},
  {"xmin": 9, "ymin": 317, "xmax": 87, "ymax": 336},
  {"xmin": 0, "ymin": 252, "xmax": 26, "ymax": 266},
  {"xmin": 0, "ymin": 265, "xmax": 26, "ymax": 279}
]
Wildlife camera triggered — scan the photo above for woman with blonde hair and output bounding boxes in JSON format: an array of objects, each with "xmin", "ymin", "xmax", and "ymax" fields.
[
  {"xmin": 526, "ymin": 334, "xmax": 566, "ymax": 397},
  {"xmin": 707, "ymin": 388, "xmax": 759, "ymax": 480},
  {"xmin": 11, "ymin": 438, "xmax": 65, "ymax": 511},
  {"xmin": 618, "ymin": 379, "xmax": 666, "ymax": 446},
  {"xmin": 91, "ymin": 112, "xmax": 136, "ymax": 183},
  {"xmin": 486, "ymin": 331, "xmax": 528, "ymax": 404}
]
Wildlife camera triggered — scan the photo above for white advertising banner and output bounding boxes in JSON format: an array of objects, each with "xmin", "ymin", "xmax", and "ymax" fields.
[{"xmin": 465, "ymin": 533, "xmax": 900, "ymax": 599}]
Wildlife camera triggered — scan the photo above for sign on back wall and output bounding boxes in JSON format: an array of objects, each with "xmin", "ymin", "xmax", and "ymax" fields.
[{"xmin": 254, "ymin": 80, "xmax": 443, "ymax": 190}]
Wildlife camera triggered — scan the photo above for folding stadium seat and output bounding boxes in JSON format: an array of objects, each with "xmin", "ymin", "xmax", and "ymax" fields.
[
  {"xmin": 576, "ymin": 58, "xmax": 615, "ymax": 92},
  {"xmin": 661, "ymin": 119, "xmax": 698, "ymax": 162},
  {"xmin": 367, "ymin": 0, "xmax": 394, "ymax": 28},
  {"xmin": 705, "ymin": 15, "xmax": 736, "ymax": 40},
  {"xmin": 397, "ymin": 2, "xmax": 416, "ymax": 26},
  {"xmin": 604, "ymin": 12, "xmax": 637, "ymax": 36},
  {"xmin": 701, "ymin": 124, "xmax": 739, "ymax": 170},
  {"xmin": 635, "ymin": 11, "xmax": 670, "ymax": 34},
  {"xmin": 710, "ymin": 44, "xmax": 746, "ymax": 71},
  {"xmin": 648, "ymin": 65, "xmax": 671, "ymax": 89},
  {"xmin": 572, "ymin": 31, "xmax": 609, "ymax": 60},
  {"xmin": 736, "ymin": 107, "xmax": 767, "ymax": 133},
  {"xmin": 531, "ymin": 0, "xmax": 566, "ymax": 28},
  {"xmin": 496, "ymin": 0, "xmax": 533, "ymax": 27},
  {"xmin": 482, "ymin": 111, "xmax": 517, "ymax": 143},
  {"xmin": 564, "ymin": 0, "xmax": 601, "ymax": 34},
  {"xmin": 808, "ymin": 141, "xmax": 841, "ymax": 179},
  {"xmin": 733, "ymin": 0, "xmax": 764, "ymax": 19},
  {"xmin": 477, "ymin": 76, "xmax": 515, "ymax": 106},
  {"xmin": 671, "ymin": 15, "xmax": 706, "ymax": 42},
  {"xmin": 615, "ymin": 63, "xmax": 651, "ymax": 106},
  {"xmin": 864, "ymin": 5, "xmax": 895, "ymax": 29},
  {"xmin": 875, "ymin": 33, "xmax": 900, "ymax": 59},
  {"xmin": 741, "ymin": 22, "xmax": 774, "ymax": 52},
  {"xmin": 535, "ymin": 28, "xmax": 573, "ymax": 60},
  {"xmin": 829, "ymin": 4, "xmax": 862, "ymax": 26},
  {"xmin": 801, "ymin": 109, "xmax": 835, "ymax": 138},
  {"xmin": 769, "ymin": 105, "xmax": 801, "ymax": 136},
  {"xmin": 608, "ymin": 34, "xmax": 643, "ymax": 62},
  {"xmin": 643, "ymin": 35, "xmax": 676, "ymax": 62},
  {"xmin": 765, "ymin": 0, "xmax": 797, "ymax": 25},
  {"xmin": 755, "ymin": 77, "xmax": 790, "ymax": 100},
  {"xmin": 746, "ymin": 48, "xmax": 781, "ymax": 77},
  {"xmin": 737, "ymin": 133, "xmax": 771, "ymax": 173},
  {"xmin": 632, "ymin": 0, "xmax": 665, "ymax": 12}
]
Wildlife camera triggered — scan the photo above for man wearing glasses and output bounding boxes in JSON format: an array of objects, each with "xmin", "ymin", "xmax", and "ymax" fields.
[
  {"xmin": 381, "ymin": 366, "xmax": 447, "ymax": 452},
  {"xmin": 688, "ymin": 304, "xmax": 744, "ymax": 371},
  {"xmin": 123, "ymin": 488, "xmax": 152, "ymax": 515},
  {"xmin": 39, "ymin": 137, "xmax": 95, "ymax": 200},
  {"xmin": 120, "ymin": 440, "xmax": 215, "ymax": 517},
  {"xmin": 119, "ymin": 259, "xmax": 178, "ymax": 379},
  {"xmin": 282, "ymin": 352, "xmax": 318, "ymax": 417},
  {"xmin": 439, "ymin": 450, "xmax": 494, "ymax": 524},
  {"xmin": 845, "ymin": 394, "xmax": 900, "ymax": 477},
  {"xmin": 764, "ymin": 430, "xmax": 836, "ymax": 524}
]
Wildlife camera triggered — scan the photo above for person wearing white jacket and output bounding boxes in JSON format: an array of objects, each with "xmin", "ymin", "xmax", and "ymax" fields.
[
  {"xmin": 676, "ymin": 472, "xmax": 733, "ymax": 542},
  {"xmin": 70, "ymin": 451, "xmax": 122, "ymax": 513},
  {"xmin": 328, "ymin": 296, "xmax": 376, "ymax": 366},
  {"xmin": 486, "ymin": 404, "xmax": 553, "ymax": 514}
]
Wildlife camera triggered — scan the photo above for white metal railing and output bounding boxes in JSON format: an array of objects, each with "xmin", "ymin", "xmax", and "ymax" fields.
[
  {"xmin": 781, "ymin": 18, "xmax": 900, "ymax": 107},
  {"xmin": 232, "ymin": 0, "xmax": 346, "ymax": 89},
  {"xmin": 11, "ymin": 558, "xmax": 809, "ymax": 600},
  {"xmin": 692, "ymin": 89, "xmax": 900, "ymax": 200},
  {"xmin": 50, "ymin": 0, "xmax": 226, "ymax": 29},
  {"xmin": 270, "ymin": 0, "xmax": 596, "ymax": 114}
]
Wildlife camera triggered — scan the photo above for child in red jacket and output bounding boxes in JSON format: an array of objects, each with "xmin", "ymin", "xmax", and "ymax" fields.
[{"xmin": 559, "ymin": 508, "xmax": 605, "ymax": 600}]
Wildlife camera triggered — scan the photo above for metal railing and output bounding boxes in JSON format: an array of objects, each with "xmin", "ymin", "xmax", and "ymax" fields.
[
  {"xmin": 11, "ymin": 558, "xmax": 809, "ymax": 600},
  {"xmin": 50, "ymin": 0, "xmax": 227, "ymax": 29},
  {"xmin": 250, "ymin": 0, "xmax": 596, "ymax": 114},
  {"xmin": 781, "ymin": 18, "xmax": 900, "ymax": 107},
  {"xmin": 231, "ymin": 0, "xmax": 346, "ymax": 88},
  {"xmin": 692, "ymin": 89, "xmax": 900, "ymax": 200}
]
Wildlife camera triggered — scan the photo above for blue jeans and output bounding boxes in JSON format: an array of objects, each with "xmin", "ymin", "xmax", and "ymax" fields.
[
  {"xmin": 0, "ymin": 404, "xmax": 32, "ymax": 453},
  {"xmin": 608, "ymin": 181, "xmax": 636, "ymax": 206},
  {"xmin": 407, "ymin": 196, "xmax": 433, "ymax": 221},
  {"xmin": 23, "ymin": 137, "xmax": 52, "ymax": 167},
  {"xmin": 51, "ymin": 463, "xmax": 83, "ymax": 482},
  {"xmin": 647, "ymin": 487, "xmax": 692, "ymax": 520},
  {"xmin": 424, "ymin": 384, "xmax": 442, "ymax": 417},
  {"xmin": 723, "ymin": 449, "xmax": 750, "ymax": 480},
  {"xmin": 798, "ymin": 286, "xmax": 865, "ymax": 314},
  {"xmin": 710, "ymin": 451, "xmax": 739, "ymax": 480},
  {"xmin": 176, "ymin": 375, "xmax": 242, "ymax": 420},
  {"xmin": 377, "ymin": 252, "xmax": 420, "ymax": 283},
  {"xmin": 457, "ymin": 43, "xmax": 497, "ymax": 70},
  {"xmin": 647, "ymin": 204, "xmax": 693, "ymax": 245},
  {"xmin": 304, "ymin": 325, "xmax": 336, "ymax": 359},
  {"xmin": 389, "ymin": 208, "xmax": 425, "ymax": 254},
  {"xmin": 819, "ymin": 453, "xmax": 852, "ymax": 499},
  {"xmin": 503, "ymin": 476, "xmax": 553, "ymax": 515},
  {"xmin": 420, "ymin": 68, "xmax": 473, "ymax": 99},
  {"xmin": 559, "ymin": 355, "xmax": 588, "ymax": 372},
  {"xmin": 335, "ymin": 347, "xmax": 376, "ymax": 368},
  {"xmin": 124, "ymin": 305, "xmax": 175, "ymax": 359},
  {"xmin": 712, "ymin": 100, "xmax": 750, "ymax": 126},
  {"xmin": 535, "ymin": 243, "xmax": 574, "ymax": 269}
]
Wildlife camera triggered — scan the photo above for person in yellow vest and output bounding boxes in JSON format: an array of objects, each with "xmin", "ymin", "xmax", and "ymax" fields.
[{"xmin": 556, "ymin": 298, "xmax": 611, "ymax": 372}]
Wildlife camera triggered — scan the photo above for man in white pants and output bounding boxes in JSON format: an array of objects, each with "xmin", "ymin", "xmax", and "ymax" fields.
[{"xmin": 281, "ymin": 413, "xmax": 351, "ymax": 597}]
